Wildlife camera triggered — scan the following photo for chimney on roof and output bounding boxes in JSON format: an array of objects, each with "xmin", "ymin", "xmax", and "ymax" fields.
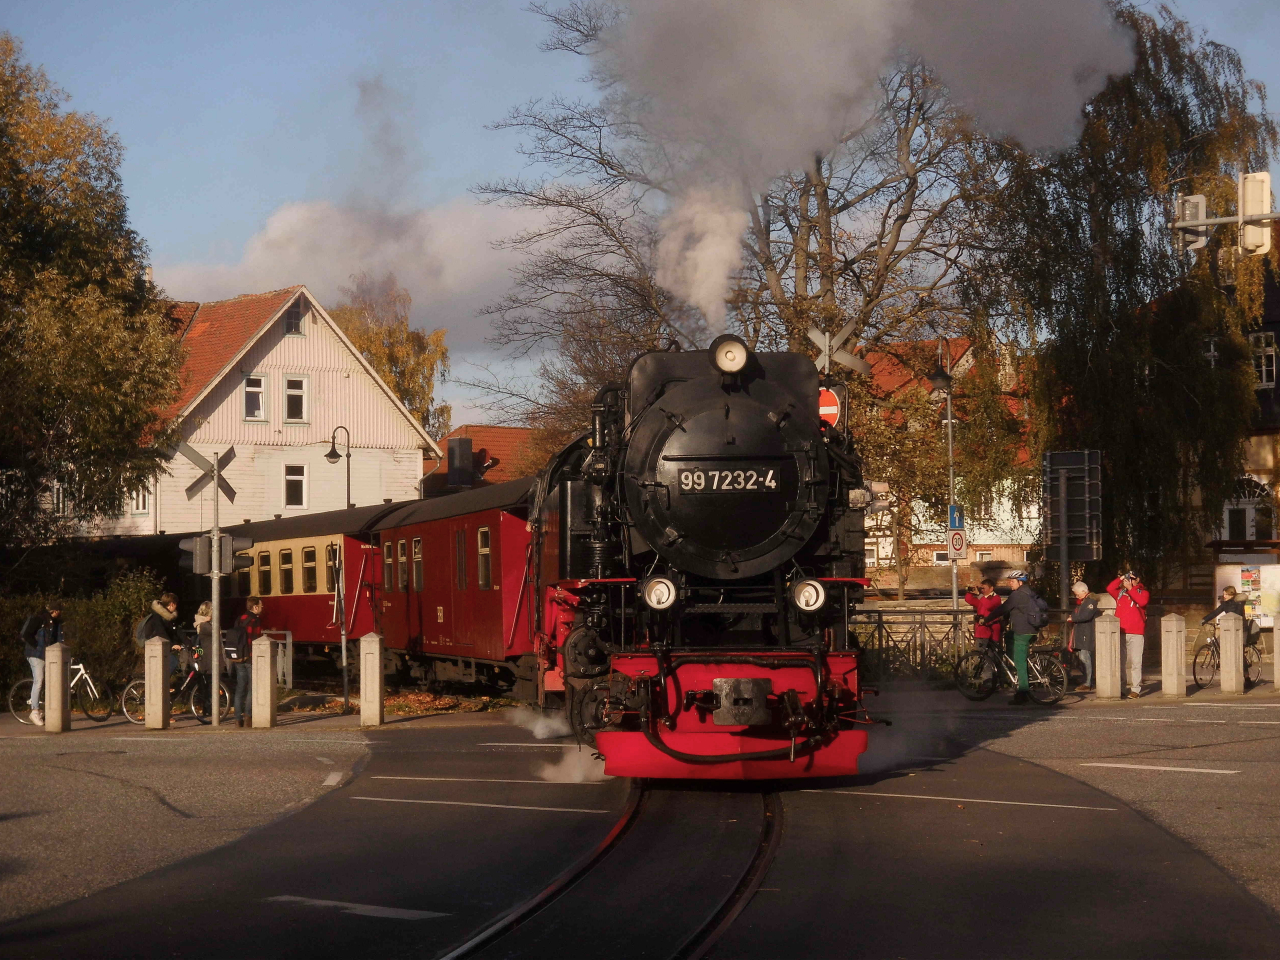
[{"xmin": 144, "ymin": 266, "xmax": 153, "ymax": 284}]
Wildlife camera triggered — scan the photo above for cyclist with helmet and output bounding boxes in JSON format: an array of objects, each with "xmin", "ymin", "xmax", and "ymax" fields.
[{"xmin": 986, "ymin": 572, "xmax": 1044, "ymax": 705}]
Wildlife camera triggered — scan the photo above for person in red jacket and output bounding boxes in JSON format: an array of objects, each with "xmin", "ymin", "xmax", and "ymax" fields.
[
  {"xmin": 1107, "ymin": 571, "xmax": 1150, "ymax": 699},
  {"xmin": 964, "ymin": 579, "xmax": 1002, "ymax": 649}
]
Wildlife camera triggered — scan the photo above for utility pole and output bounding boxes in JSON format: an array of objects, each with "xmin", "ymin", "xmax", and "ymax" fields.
[{"xmin": 210, "ymin": 452, "xmax": 221, "ymax": 728}]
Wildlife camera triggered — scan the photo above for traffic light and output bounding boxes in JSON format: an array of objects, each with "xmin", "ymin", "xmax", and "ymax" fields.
[
  {"xmin": 179, "ymin": 535, "xmax": 212, "ymax": 575},
  {"xmin": 1175, "ymin": 194, "xmax": 1208, "ymax": 252},
  {"xmin": 221, "ymin": 535, "xmax": 254, "ymax": 573}
]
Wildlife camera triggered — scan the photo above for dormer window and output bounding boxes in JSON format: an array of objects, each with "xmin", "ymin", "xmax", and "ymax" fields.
[{"xmin": 283, "ymin": 298, "xmax": 304, "ymax": 335}]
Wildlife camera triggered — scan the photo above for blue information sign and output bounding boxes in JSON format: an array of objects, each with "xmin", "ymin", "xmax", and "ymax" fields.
[{"xmin": 948, "ymin": 504, "xmax": 964, "ymax": 530}]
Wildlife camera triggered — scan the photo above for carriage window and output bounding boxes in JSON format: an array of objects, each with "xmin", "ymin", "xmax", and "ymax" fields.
[
  {"xmin": 477, "ymin": 527, "xmax": 491, "ymax": 590},
  {"xmin": 279, "ymin": 549, "xmax": 294, "ymax": 595},
  {"xmin": 383, "ymin": 541, "xmax": 393, "ymax": 591},
  {"xmin": 302, "ymin": 546, "xmax": 317, "ymax": 593},
  {"xmin": 412, "ymin": 538, "xmax": 423, "ymax": 592},
  {"xmin": 257, "ymin": 551, "xmax": 272, "ymax": 595},
  {"xmin": 455, "ymin": 529, "xmax": 467, "ymax": 590},
  {"xmin": 398, "ymin": 540, "xmax": 408, "ymax": 592},
  {"xmin": 325, "ymin": 544, "xmax": 337, "ymax": 593},
  {"xmin": 237, "ymin": 566, "xmax": 252, "ymax": 596}
]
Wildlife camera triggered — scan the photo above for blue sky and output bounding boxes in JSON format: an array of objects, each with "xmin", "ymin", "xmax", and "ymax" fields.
[{"xmin": 7, "ymin": 0, "xmax": 1280, "ymax": 421}]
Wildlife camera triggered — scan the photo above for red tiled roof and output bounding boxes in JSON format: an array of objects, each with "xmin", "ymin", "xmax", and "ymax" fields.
[
  {"xmin": 163, "ymin": 287, "xmax": 303, "ymax": 421},
  {"xmin": 163, "ymin": 301, "xmax": 200, "ymax": 336},
  {"xmin": 864, "ymin": 338, "xmax": 971, "ymax": 397},
  {"xmin": 432, "ymin": 425, "xmax": 538, "ymax": 483}
]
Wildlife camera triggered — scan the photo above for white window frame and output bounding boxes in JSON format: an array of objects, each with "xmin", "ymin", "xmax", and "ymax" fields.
[
  {"xmin": 976, "ymin": 551, "xmax": 993, "ymax": 563},
  {"xmin": 283, "ymin": 297, "xmax": 305, "ymax": 336},
  {"xmin": 933, "ymin": 551, "xmax": 949, "ymax": 565},
  {"xmin": 1252, "ymin": 332, "xmax": 1276, "ymax": 390},
  {"xmin": 284, "ymin": 464, "xmax": 307, "ymax": 509},
  {"xmin": 243, "ymin": 374, "xmax": 267, "ymax": 421},
  {"xmin": 50, "ymin": 483, "xmax": 68, "ymax": 517},
  {"xmin": 865, "ymin": 544, "xmax": 878, "ymax": 566},
  {"xmin": 283, "ymin": 374, "xmax": 308, "ymax": 424},
  {"xmin": 131, "ymin": 485, "xmax": 149, "ymax": 515}
]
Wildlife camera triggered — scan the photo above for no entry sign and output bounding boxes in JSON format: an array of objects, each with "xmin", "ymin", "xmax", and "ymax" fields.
[{"xmin": 818, "ymin": 388, "xmax": 841, "ymax": 426}]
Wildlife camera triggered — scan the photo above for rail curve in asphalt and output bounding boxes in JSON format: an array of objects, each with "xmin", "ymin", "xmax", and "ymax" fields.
[{"xmin": 3, "ymin": 716, "xmax": 1279, "ymax": 960}]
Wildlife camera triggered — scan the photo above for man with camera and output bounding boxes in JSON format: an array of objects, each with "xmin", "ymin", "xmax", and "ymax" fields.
[{"xmin": 1106, "ymin": 571, "xmax": 1150, "ymax": 699}]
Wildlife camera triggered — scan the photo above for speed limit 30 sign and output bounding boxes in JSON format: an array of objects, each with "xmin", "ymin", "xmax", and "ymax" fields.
[{"xmin": 947, "ymin": 529, "xmax": 967, "ymax": 560}]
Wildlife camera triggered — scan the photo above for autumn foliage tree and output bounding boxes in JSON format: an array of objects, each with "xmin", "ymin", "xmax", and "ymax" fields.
[
  {"xmin": 0, "ymin": 33, "xmax": 181, "ymax": 553},
  {"xmin": 328, "ymin": 271, "xmax": 452, "ymax": 441}
]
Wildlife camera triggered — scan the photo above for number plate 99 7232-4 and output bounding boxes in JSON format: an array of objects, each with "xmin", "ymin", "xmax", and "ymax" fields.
[{"xmin": 677, "ymin": 467, "xmax": 778, "ymax": 494}]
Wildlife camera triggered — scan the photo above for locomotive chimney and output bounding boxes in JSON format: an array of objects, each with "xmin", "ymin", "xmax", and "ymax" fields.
[{"xmin": 447, "ymin": 437, "xmax": 474, "ymax": 488}]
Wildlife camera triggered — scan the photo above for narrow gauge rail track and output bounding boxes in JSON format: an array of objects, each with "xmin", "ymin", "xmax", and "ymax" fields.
[{"xmin": 437, "ymin": 781, "xmax": 783, "ymax": 960}]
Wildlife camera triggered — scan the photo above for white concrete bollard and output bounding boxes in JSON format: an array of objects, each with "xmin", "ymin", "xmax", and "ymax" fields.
[
  {"xmin": 1161, "ymin": 613, "xmax": 1187, "ymax": 698},
  {"xmin": 1219, "ymin": 613, "xmax": 1245, "ymax": 695},
  {"xmin": 252, "ymin": 637, "xmax": 277, "ymax": 728},
  {"xmin": 43, "ymin": 642, "xmax": 71, "ymax": 733},
  {"xmin": 1095, "ymin": 613, "xmax": 1122, "ymax": 700},
  {"xmin": 360, "ymin": 633, "xmax": 384, "ymax": 727},
  {"xmin": 145, "ymin": 637, "xmax": 170, "ymax": 729}
]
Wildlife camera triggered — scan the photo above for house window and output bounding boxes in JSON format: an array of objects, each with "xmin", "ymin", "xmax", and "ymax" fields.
[
  {"xmin": 1251, "ymin": 333, "xmax": 1275, "ymax": 389},
  {"xmin": 1023, "ymin": 550, "xmax": 1033, "ymax": 562},
  {"xmin": 455, "ymin": 529, "xmax": 467, "ymax": 590},
  {"xmin": 257, "ymin": 551, "xmax": 272, "ymax": 595},
  {"xmin": 302, "ymin": 546, "xmax": 317, "ymax": 593},
  {"xmin": 477, "ymin": 527, "xmax": 492, "ymax": 589},
  {"xmin": 279, "ymin": 549, "xmax": 294, "ymax": 595},
  {"xmin": 398, "ymin": 539, "xmax": 408, "ymax": 592},
  {"xmin": 933, "ymin": 551, "xmax": 949, "ymax": 564},
  {"xmin": 283, "ymin": 298, "xmax": 304, "ymax": 335},
  {"xmin": 412, "ymin": 538, "xmax": 423, "ymax": 592},
  {"xmin": 244, "ymin": 376, "xmax": 266, "ymax": 420},
  {"xmin": 284, "ymin": 377, "xmax": 307, "ymax": 422},
  {"xmin": 1228, "ymin": 507, "xmax": 1247, "ymax": 541},
  {"xmin": 865, "ymin": 544, "xmax": 878, "ymax": 566},
  {"xmin": 284, "ymin": 465, "xmax": 306, "ymax": 508},
  {"xmin": 50, "ymin": 483, "xmax": 68, "ymax": 516},
  {"xmin": 131, "ymin": 486, "xmax": 149, "ymax": 514},
  {"xmin": 977, "ymin": 551, "xmax": 993, "ymax": 563},
  {"xmin": 383, "ymin": 541, "xmax": 394, "ymax": 591},
  {"xmin": 1204, "ymin": 338, "xmax": 1220, "ymax": 369},
  {"xmin": 325, "ymin": 544, "xmax": 338, "ymax": 593}
]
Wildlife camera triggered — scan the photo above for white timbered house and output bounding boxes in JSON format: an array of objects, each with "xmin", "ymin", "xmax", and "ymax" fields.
[{"xmin": 94, "ymin": 285, "xmax": 441, "ymax": 536}]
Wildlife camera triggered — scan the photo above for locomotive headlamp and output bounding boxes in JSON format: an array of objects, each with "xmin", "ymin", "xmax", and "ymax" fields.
[
  {"xmin": 641, "ymin": 576, "xmax": 678, "ymax": 610},
  {"xmin": 709, "ymin": 334, "xmax": 750, "ymax": 374},
  {"xmin": 790, "ymin": 578, "xmax": 827, "ymax": 613}
]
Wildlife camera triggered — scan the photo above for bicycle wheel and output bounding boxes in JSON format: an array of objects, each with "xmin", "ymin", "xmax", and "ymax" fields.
[
  {"xmin": 7, "ymin": 679, "xmax": 36, "ymax": 724},
  {"xmin": 1027, "ymin": 653, "xmax": 1068, "ymax": 705},
  {"xmin": 77, "ymin": 679, "xmax": 114, "ymax": 721},
  {"xmin": 1245, "ymin": 645, "xmax": 1263, "ymax": 688},
  {"xmin": 1193, "ymin": 644, "xmax": 1219, "ymax": 689},
  {"xmin": 189, "ymin": 680, "xmax": 231, "ymax": 724},
  {"xmin": 121, "ymin": 679, "xmax": 146, "ymax": 724},
  {"xmin": 954, "ymin": 652, "xmax": 998, "ymax": 701}
]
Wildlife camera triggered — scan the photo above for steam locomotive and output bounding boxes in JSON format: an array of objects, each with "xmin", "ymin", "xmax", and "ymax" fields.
[{"xmin": 530, "ymin": 335, "xmax": 873, "ymax": 779}]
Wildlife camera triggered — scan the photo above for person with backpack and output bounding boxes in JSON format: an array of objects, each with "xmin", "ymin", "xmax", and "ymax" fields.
[
  {"xmin": 1107, "ymin": 571, "xmax": 1150, "ymax": 699},
  {"xmin": 987, "ymin": 571, "xmax": 1049, "ymax": 705},
  {"xmin": 227, "ymin": 597, "xmax": 263, "ymax": 728},
  {"xmin": 136, "ymin": 593, "xmax": 183, "ymax": 680},
  {"xmin": 20, "ymin": 602, "xmax": 63, "ymax": 725}
]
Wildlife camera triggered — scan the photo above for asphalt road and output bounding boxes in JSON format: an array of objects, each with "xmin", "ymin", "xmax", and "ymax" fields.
[{"xmin": 5, "ymin": 694, "xmax": 1280, "ymax": 959}]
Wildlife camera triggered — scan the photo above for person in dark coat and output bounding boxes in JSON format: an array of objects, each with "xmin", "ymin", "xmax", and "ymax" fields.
[
  {"xmin": 139, "ymin": 592, "xmax": 184, "ymax": 678},
  {"xmin": 988, "ymin": 572, "xmax": 1043, "ymax": 705},
  {"xmin": 20, "ymin": 602, "xmax": 63, "ymax": 724},
  {"xmin": 228, "ymin": 598, "xmax": 263, "ymax": 728},
  {"xmin": 1067, "ymin": 581, "xmax": 1100, "ymax": 693},
  {"xmin": 1202, "ymin": 585, "xmax": 1260, "ymax": 648}
]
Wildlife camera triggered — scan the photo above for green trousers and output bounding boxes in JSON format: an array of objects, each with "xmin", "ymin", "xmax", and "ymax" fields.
[{"xmin": 1011, "ymin": 634, "xmax": 1034, "ymax": 692}]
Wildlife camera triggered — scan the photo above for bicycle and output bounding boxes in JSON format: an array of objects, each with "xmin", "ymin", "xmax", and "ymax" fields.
[
  {"xmin": 120, "ymin": 646, "xmax": 231, "ymax": 725},
  {"xmin": 8, "ymin": 658, "xmax": 115, "ymax": 724},
  {"xmin": 954, "ymin": 637, "xmax": 1069, "ymax": 705},
  {"xmin": 1192, "ymin": 621, "xmax": 1263, "ymax": 690}
]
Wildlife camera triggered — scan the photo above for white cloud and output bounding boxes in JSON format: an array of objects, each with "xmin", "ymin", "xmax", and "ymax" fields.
[{"xmin": 155, "ymin": 196, "xmax": 532, "ymax": 352}]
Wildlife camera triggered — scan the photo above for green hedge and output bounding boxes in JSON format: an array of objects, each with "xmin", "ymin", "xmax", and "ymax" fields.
[{"xmin": 1, "ymin": 569, "xmax": 162, "ymax": 694}]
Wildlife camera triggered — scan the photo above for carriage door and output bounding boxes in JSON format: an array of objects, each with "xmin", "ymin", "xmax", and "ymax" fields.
[{"xmin": 451, "ymin": 520, "xmax": 474, "ymax": 647}]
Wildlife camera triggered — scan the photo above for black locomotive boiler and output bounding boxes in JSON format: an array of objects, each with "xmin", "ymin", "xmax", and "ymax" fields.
[{"xmin": 531, "ymin": 335, "xmax": 875, "ymax": 779}]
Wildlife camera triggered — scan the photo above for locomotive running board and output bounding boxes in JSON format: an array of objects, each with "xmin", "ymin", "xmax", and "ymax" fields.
[{"xmin": 593, "ymin": 729, "xmax": 868, "ymax": 781}]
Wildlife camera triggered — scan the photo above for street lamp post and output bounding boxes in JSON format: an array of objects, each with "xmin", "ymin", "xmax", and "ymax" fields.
[
  {"xmin": 929, "ymin": 352, "xmax": 958, "ymax": 617},
  {"xmin": 325, "ymin": 426, "xmax": 353, "ymax": 713}
]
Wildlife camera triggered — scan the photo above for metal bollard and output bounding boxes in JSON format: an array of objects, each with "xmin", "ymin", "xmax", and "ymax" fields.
[
  {"xmin": 43, "ymin": 642, "xmax": 71, "ymax": 733},
  {"xmin": 1095, "ymin": 613, "xmax": 1122, "ymax": 700},
  {"xmin": 1219, "ymin": 613, "xmax": 1245, "ymax": 695},
  {"xmin": 1161, "ymin": 613, "xmax": 1187, "ymax": 698},
  {"xmin": 360, "ymin": 633, "xmax": 384, "ymax": 727},
  {"xmin": 145, "ymin": 637, "xmax": 170, "ymax": 729},
  {"xmin": 252, "ymin": 637, "xmax": 277, "ymax": 728}
]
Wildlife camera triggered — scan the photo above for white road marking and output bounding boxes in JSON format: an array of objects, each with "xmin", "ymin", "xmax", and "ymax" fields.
[
  {"xmin": 1184, "ymin": 720, "xmax": 1228, "ymax": 724},
  {"xmin": 371, "ymin": 776, "xmax": 603, "ymax": 785},
  {"xmin": 1183, "ymin": 703, "xmax": 1280, "ymax": 708},
  {"xmin": 265, "ymin": 895, "xmax": 448, "ymax": 920},
  {"xmin": 316, "ymin": 756, "xmax": 333, "ymax": 764},
  {"xmin": 803, "ymin": 789, "xmax": 1116, "ymax": 812},
  {"xmin": 323, "ymin": 771, "xmax": 343, "ymax": 786},
  {"xmin": 476, "ymin": 742, "xmax": 574, "ymax": 748},
  {"xmin": 1080, "ymin": 763, "xmax": 1239, "ymax": 774},
  {"xmin": 350, "ymin": 796, "xmax": 610, "ymax": 814},
  {"xmin": 1240, "ymin": 721, "xmax": 1280, "ymax": 725},
  {"xmin": 1131, "ymin": 718, "xmax": 1176, "ymax": 722},
  {"xmin": 112, "ymin": 737, "xmax": 366, "ymax": 744}
]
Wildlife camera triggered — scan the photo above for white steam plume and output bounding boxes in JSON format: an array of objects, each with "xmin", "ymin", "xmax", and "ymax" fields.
[
  {"xmin": 537, "ymin": 746, "xmax": 612, "ymax": 783},
  {"xmin": 506, "ymin": 706, "xmax": 573, "ymax": 739},
  {"xmin": 597, "ymin": 0, "xmax": 1135, "ymax": 331}
]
